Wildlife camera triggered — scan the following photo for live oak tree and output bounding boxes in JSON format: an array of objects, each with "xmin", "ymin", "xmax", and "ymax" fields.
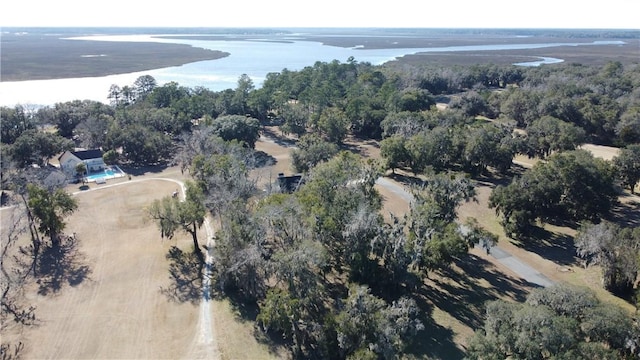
[
  {"xmin": 108, "ymin": 124, "xmax": 173, "ymax": 165},
  {"xmin": 26, "ymin": 183, "xmax": 77, "ymax": 249},
  {"xmin": 499, "ymin": 88, "xmax": 541, "ymax": 128},
  {"xmin": 146, "ymin": 81, "xmax": 189, "ymax": 108},
  {"xmin": 10, "ymin": 129, "xmax": 73, "ymax": 168},
  {"xmin": 460, "ymin": 122, "xmax": 516, "ymax": 175},
  {"xmin": 490, "ymin": 149, "xmax": 617, "ymax": 238},
  {"xmin": 335, "ymin": 284, "xmax": 424, "ymax": 359},
  {"xmin": 405, "ymin": 172, "xmax": 478, "ymax": 274},
  {"xmin": 379, "ymin": 135, "xmax": 410, "ymax": 174},
  {"xmin": 522, "ymin": 115, "xmax": 586, "ymax": 159},
  {"xmin": 190, "ymin": 151, "xmax": 257, "ymax": 217},
  {"xmin": 575, "ymin": 221, "xmax": 640, "ymax": 296},
  {"xmin": 0, "ymin": 105, "xmax": 35, "ymax": 145},
  {"xmin": 279, "ymin": 102, "xmax": 309, "ymax": 137},
  {"xmin": 344, "ymin": 94, "xmax": 387, "ymax": 139},
  {"xmin": 290, "ymin": 133, "xmax": 339, "ymax": 173},
  {"xmin": 204, "ymin": 114, "xmax": 261, "ymax": 148},
  {"xmin": 616, "ymin": 106, "xmax": 640, "ymax": 144},
  {"xmin": 45, "ymin": 100, "xmax": 113, "ymax": 139},
  {"xmin": 314, "ymin": 107, "xmax": 350, "ymax": 145},
  {"xmin": 74, "ymin": 114, "xmax": 113, "ymax": 149},
  {"xmin": 396, "ymin": 88, "xmax": 435, "ymax": 112},
  {"xmin": 467, "ymin": 284, "xmax": 638, "ymax": 359},
  {"xmin": 405, "ymin": 127, "xmax": 456, "ymax": 173},
  {"xmin": 214, "ymin": 205, "xmax": 268, "ymax": 301},
  {"xmin": 257, "ymin": 235, "xmax": 327, "ymax": 357},
  {"xmin": 380, "ymin": 111, "xmax": 428, "ymax": 138},
  {"xmin": 613, "ymin": 144, "xmax": 640, "ymax": 194},
  {"xmin": 177, "ymin": 127, "xmax": 258, "ymax": 218},
  {"xmin": 296, "ymin": 152, "xmax": 382, "ymax": 271},
  {"xmin": 147, "ymin": 181, "xmax": 206, "ymax": 262}
]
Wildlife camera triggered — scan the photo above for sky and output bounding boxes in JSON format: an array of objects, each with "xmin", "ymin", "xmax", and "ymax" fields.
[{"xmin": 1, "ymin": 0, "xmax": 639, "ymax": 29}]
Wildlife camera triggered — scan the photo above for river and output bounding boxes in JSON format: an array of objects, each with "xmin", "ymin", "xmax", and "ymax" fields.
[{"xmin": 0, "ymin": 33, "xmax": 625, "ymax": 107}]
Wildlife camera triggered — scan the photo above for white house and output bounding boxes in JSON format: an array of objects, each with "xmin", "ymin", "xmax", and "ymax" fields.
[{"xmin": 58, "ymin": 149, "xmax": 106, "ymax": 177}]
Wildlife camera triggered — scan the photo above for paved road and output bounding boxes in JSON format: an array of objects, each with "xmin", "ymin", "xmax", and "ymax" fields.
[
  {"xmin": 484, "ymin": 245, "xmax": 554, "ymax": 287},
  {"xmin": 376, "ymin": 177, "xmax": 554, "ymax": 288}
]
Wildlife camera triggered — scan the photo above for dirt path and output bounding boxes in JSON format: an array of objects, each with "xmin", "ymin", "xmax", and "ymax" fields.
[
  {"xmin": 187, "ymin": 213, "xmax": 220, "ymax": 359},
  {"xmin": 375, "ymin": 176, "xmax": 555, "ymax": 287},
  {"xmin": 80, "ymin": 177, "xmax": 221, "ymax": 360},
  {"xmin": 9, "ymin": 178, "xmax": 222, "ymax": 359}
]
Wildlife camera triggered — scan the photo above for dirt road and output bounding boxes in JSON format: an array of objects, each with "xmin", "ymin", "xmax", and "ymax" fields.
[{"xmin": 6, "ymin": 177, "xmax": 225, "ymax": 359}]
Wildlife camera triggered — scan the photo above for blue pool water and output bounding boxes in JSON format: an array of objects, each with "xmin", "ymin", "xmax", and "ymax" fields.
[{"xmin": 85, "ymin": 166, "xmax": 124, "ymax": 181}]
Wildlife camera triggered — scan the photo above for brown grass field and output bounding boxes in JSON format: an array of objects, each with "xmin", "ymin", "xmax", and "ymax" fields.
[
  {"xmin": 3, "ymin": 128, "xmax": 637, "ymax": 359},
  {"xmin": 3, "ymin": 167, "xmax": 286, "ymax": 359}
]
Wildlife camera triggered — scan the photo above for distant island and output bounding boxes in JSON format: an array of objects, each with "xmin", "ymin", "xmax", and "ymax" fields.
[{"xmin": 2, "ymin": 27, "xmax": 639, "ymax": 81}]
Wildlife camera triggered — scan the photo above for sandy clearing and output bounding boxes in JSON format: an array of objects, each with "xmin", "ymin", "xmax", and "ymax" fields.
[{"xmin": 579, "ymin": 143, "xmax": 620, "ymax": 161}]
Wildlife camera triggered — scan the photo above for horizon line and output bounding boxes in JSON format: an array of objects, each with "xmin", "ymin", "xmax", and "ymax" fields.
[{"xmin": 3, "ymin": 26, "xmax": 640, "ymax": 30}]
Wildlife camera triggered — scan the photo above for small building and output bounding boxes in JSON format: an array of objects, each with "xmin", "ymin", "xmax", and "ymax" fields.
[
  {"xmin": 277, "ymin": 173, "xmax": 304, "ymax": 193},
  {"xmin": 58, "ymin": 149, "xmax": 106, "ymax": 177}
]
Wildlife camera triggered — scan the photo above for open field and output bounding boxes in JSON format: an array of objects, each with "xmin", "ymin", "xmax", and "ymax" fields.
[{"xmin": 2, "ymin": 169, "xmax": 284, "ymax": 360}]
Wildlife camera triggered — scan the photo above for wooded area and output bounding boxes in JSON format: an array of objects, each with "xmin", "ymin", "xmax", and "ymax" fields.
[{"xmin": 2, "ymin": 58, "xmax": 640, "ymax": 359}]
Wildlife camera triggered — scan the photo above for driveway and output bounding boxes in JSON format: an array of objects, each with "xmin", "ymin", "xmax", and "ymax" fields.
[{"xmin": 375, "ymin": 177, "xmax": 554, "ymax": 287}]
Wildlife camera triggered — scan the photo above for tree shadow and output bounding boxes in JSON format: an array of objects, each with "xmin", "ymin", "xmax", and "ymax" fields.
[
  {"xmin": 472, "ymin": 173, "xmax": 516, "ymax": 189},
  {"xmin": 213, "ymin": 286, "xmax": 289, "ymax": 357},
  {"xmin": 119, "ymin": 163, "xmax": 170, "ymax": 177},
  {"xmin": 430, "ymin": 254, "xmax": 535, "ymax": 325},
  {"xmin": 253, "ymin": 150, "xmax": 277, "ymax": 168},
  {"xmin": 36, "ymin": 234, "xmax": 91, "ymax": 296},
  {"xmin": 386, "ymin": 171, "xmax": 426, "ymax": 188},
  {"xmin": 159, "ymin": 246, "xmax": 203, "ymax": 304},
  {"xmin": 260, "ymin": 127, "xmax": 298, "ymax": 148},
  {"xmin": 215, "ymin": 285, "xmax": 261, "ymax": 321},
  {"xmin": 408, "ymin": 254, "xmax": 539, "ymax": 359},
  {"xmin": 1, "ymin": 191, "xmax": 11, "ymax": 206},
  {"xmin": 406, "ymin": 318, "xmax": 466, "ymax": 360},
  {"xmin": 516, "ymin": 226, "xmax": 579, "ymax": 266},
  {"xmin": 608, "ymin": 196, "xmax": 640, "ymax": 228}
]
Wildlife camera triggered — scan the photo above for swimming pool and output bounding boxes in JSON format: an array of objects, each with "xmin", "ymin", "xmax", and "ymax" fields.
[{"xmin": 85, "ymin": 165, "xmax": 125, "ymax": 182}]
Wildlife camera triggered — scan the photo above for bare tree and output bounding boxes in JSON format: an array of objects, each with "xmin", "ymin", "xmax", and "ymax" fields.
[{"xmin": 1, "ymin": 206, "xmax": 37, "ymax": 359}]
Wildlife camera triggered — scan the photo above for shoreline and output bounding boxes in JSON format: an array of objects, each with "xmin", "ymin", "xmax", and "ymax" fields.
[
  {"xmin": 3, "ymin": 29, "xmax": 639, "ymax": 83},
  {"xmin": 1, "ymin": 34, "xmax": 229, "ymax": 82}
]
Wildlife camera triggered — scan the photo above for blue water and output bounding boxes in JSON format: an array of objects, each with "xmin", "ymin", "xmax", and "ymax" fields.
[
  {"xmin": 88, "ymin": 35, "xmax": 624, "ymax": 91},
  {"xmin": 86, "ymin": 167, "xmax": 120, "ymax": 180},
  {"xmin": 0, "ymin": 30, "xmax": 627, "ymax": 107}
]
